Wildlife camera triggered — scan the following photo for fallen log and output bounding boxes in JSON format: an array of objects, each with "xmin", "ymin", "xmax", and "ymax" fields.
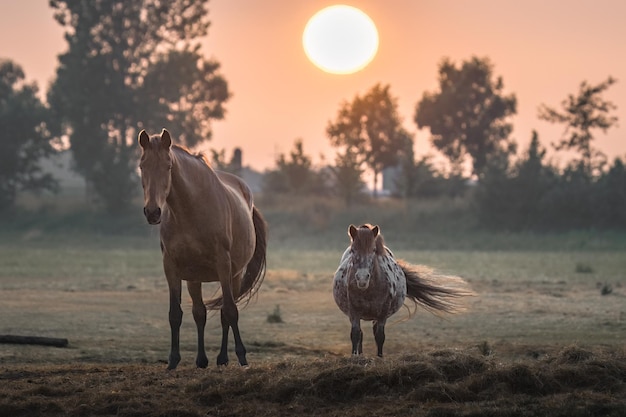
[{"xmin": 0, "ymin": 335, "xmax": 68, "ymax": 348}]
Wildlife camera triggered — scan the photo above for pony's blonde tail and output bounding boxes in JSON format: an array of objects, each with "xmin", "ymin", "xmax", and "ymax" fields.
[
  {"xmin": 399, "ymin": 260, "xmax": 474, "ymax": 316},
  {"xmin": 206, "ymin": 206, "xmax": 267, "ymax": 310}
]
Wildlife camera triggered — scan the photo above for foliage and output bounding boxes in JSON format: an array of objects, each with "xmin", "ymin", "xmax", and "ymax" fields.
[
  {"xmin": 415, "ymin": 56, "xmax": 517, "ymax": 178},
  {"xmin": 210, "ymin": 147, "xmax": 242, "ymax": 176},
  {"xmin": 48, "ymin": 0, "xmax": 229, "ymax": 212},
  {"xmin": 330, "ymin": 147, "xmax": 365, "ymax": 206},
  {"xmin": 394, "ymin": 137, "xmax": 467, "ymax": 199},
  {"xmin": 476, "ymin": 131, "xmax": 555, "ymax": 230},
  {"xmin": 327, "ymin": 83, "xmax": 413, "ymax": 197},
  {"xmin": 263, "ymin": 139, "xmax": 329, "ymax": 196},
  {"xmin": 476, "ymin": 129, "xmax": 626, "ymax": 231},
  {"xmin": 0, "ymin": 60, "xmax": 59, "ymax": 210},
  {"xmin": 538, "ymin": 76, "xmax": 618, "ymax": 176}
]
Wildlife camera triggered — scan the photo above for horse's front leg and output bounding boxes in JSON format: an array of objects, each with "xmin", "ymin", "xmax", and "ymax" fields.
[
  {"xmin": 350, "ymin": 317, "xmax": 363, "ymax": 355},
  {"xmin": 187, "ymin": 281, "xmax": 209, "ymax": 368},
  {"xmin": 166, "ymin": 274, "xmax": 182, "ymax": 370},
  {"xmin": 373, "ymin": 320, "xmax": 386, "ymax": 357}
]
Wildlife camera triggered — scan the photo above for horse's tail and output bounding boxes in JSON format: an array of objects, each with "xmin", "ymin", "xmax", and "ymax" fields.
[
  {"xmin": 206, "ymin": 206, "xmax": 267, "ymax": 310},
  {"xmin": 237, "ymin": 206, "xmax": 268, "ymax": 305},
  {"xmin": 398, "ymin": 260, "xmax": 473, "ymax": 316}
]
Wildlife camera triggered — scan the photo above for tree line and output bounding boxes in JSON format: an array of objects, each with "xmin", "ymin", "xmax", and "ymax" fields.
[
  {"xmin": 262, "ymin": 63, "xmax": 623, "ymax": 231},
  {"xmin": 1, "ymin": 0, "xmax": 623, "ymax": 231}
]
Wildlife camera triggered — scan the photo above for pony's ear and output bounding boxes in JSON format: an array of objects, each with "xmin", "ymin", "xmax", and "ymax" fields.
[
  {"xmin": 160, "ymin": 129, "xmax": 172, "ymax": 149},
  {"xmin": 348, "ymin": 224, "xmax": 358, "ymax": 240},
  {"xmin": 138, "ymin": 130, "xmax": 150, "ymax": 149},
  {"xmin": 372, "ymin": 225, "xmax": 379, "ymax": 237}
]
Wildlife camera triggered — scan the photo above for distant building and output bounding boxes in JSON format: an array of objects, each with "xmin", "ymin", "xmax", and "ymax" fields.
[{"xmin": 382, "ymin": 164, "xmax": 401, "ymax": 196}]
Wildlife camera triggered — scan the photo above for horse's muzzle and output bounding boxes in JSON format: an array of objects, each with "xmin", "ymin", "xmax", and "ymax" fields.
[
  {"xmin": 356, "ymin": 281, "xmax": 369, "ymax": 290},
  {"xmin": 144, "ymin": 207, "xmax": 162, "ymax": 225},
  {"xmin": 354, "ymin": 269, "xmax": 371, "ymax": 290}
]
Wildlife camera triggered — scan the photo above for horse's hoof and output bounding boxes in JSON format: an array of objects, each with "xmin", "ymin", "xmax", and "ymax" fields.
[{"xmin": 195, "ymin": 353, "xmax": 209, "ymax": 368}]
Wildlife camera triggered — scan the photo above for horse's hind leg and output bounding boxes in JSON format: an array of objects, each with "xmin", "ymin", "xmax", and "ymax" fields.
[
  {"xmin": 217, "ymin": 268, "xmax": 248, "ymax": 367},
  {"xmin": 187, "ymin": 281, "xmax": 209, "ymax": 368},
  {"xmin": 165, "ymin": 272, "xmax": 182, "ymax": 370},
  {"xmin": 350, "ymin": 318, "xmax": 363, "ymax": 355},
  {"xmin": 373, "ymin": 320, "xmax": 386, "ymax": 357},
  {"xmin": 218, "ymin": 301, "xmax": 247, "ymax": 366}
]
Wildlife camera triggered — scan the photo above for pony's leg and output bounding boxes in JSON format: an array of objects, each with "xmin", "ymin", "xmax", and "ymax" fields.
[
  {"xmin": 187, "ymin": 281, "xmax": 209, "ymax": 368},
  {"xmin": 166, "ymin": 276, "xmax": 183, "ymax": 370},
  {"xmin": 373, "ymin": 320, "xmax": 386, "ymax": 357},
  {"xmin": 350, "ymin": 318, "xmax": 363, "ymax": 355}
]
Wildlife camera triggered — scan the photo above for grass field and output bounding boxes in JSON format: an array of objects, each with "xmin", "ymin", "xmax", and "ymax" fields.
[{"xmin": 0, "ymin": 223, "xmax": 625, "ymax": 415}]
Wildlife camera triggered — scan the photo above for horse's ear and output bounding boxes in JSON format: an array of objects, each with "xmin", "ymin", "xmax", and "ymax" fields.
[
  {"xmin": 138, "ymin": 130, "xmax": 150, "ymax": 149},
  {"xmin": 372, "ymin": 225, "xmax": 379, "ymax": 237},
  {"xmin": 348, "ymin": 224, "xmax": 358, "ymax": 240},
  {"xmin": 160, "ymin": 129, "xmax": 172, "ymax": 149}
]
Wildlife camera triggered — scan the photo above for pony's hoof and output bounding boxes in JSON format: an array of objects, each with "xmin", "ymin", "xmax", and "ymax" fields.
[{"xmin": 196, "ymin": 358, "xmax": 209, "ymax": 369}]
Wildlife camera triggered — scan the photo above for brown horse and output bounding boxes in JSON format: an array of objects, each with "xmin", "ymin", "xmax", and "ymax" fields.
[
  {"xmin": 138, "ymin": 129, "xmax": 267, "ymax": 370},
  {"xmin": 333, "ymin": 224, "xmax": 472, "ymax": 357}
]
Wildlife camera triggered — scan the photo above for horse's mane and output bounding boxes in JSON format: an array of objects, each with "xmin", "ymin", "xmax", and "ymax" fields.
[
  {"xmin": 171, "ymin": 144, "xmax": 213, "ymax": 169},
  {"xmin": 352, "ymin": 224, "xmax": 386, "ymax": 255}
]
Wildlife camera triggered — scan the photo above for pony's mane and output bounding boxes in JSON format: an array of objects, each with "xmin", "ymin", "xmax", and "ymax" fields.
[{"xmin": 352, "ymin": 224, "xmax": 386, "ymax": 255}]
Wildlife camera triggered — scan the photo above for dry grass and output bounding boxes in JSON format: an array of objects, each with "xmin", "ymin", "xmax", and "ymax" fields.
[{"xmin": 1, "ymin": 345, "xmax": 624, "ymax": 417}]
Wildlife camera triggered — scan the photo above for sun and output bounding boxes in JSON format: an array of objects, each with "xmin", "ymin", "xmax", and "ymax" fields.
[{"xmin": 303, "ymin": 5, "xmax": 379, "ymax": 75}]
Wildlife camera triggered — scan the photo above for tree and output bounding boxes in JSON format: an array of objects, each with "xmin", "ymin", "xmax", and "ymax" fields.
[
  {"xmin": 210, "ymin": 148, "xmax": 242, "ymax": 176},
  {"xmin": 414, "ymin": 56, "xmax": 517, "ymax": 178},
  {"xmin": 327, "ymin": 83, "xmax": 412, "ymax": 197},
  {"xmin": 0, "ymin": 60, "xmax": 59, "ymax": 210},
  {"xmin": 48, "ymin": 0, "xmax": 229, "ymax": 212},
  {"xmin": 263, "ymin": 139, "xmax": 326, "ymax": 195},
  {"xmin": 597, "ymin": 158, "xmax": 626, "ymax": 228},
  {"xmin": 538, "ymin": 76, "xmax": 618, "ymax": 176},
  {"xmin": 331, "ymin": 147, "xmax": 365, "ymax": 206}
]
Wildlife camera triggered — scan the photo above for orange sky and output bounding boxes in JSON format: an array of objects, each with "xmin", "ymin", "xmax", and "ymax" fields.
[{"xmin": 1, "ymin": 0, "xmax": 625, "ymax": 171}]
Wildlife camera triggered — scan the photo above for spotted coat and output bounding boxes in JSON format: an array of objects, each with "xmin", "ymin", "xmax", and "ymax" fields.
[{"xmin": 333, "ymin": 245, "xmax": 407, "ymax": 322}]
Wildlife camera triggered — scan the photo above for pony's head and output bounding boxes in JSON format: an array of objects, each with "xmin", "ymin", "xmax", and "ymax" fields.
[
  {"xmin": 138, "ymin": 129, "xmax": 173, "ymax": 225},
  {"xmin": 348, "ymin": 224, "xmax": 383, "ymax": 290}
]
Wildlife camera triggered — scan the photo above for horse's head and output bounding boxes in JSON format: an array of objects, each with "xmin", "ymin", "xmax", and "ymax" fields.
[
  {"xmin": 138, "ymin": 129, "xmax": 173, "ymax": 225},
  {"xmin": 348, "ymin": 224, "xmax": 383, "ymax": 290}
]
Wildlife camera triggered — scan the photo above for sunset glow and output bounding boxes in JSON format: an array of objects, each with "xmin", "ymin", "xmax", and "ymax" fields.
[{"xmin": 302, "ymin": 5, "xmax": 379, "ymax": 75}]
